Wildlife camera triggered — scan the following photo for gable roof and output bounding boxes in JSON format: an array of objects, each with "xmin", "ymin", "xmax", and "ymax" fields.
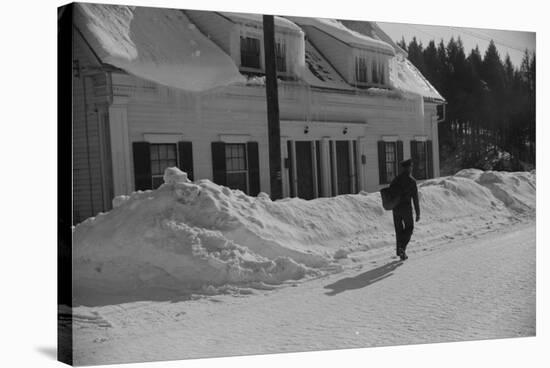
[{"xmin": 74, "ymin": 4, "xmax": 444, "ymax": 101}]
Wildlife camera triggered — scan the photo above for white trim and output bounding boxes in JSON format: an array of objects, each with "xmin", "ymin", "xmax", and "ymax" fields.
[
  {"xmin": 219, "ymin": 134, "xmax": 251, "ymax": 144},
  {"xmin": 282, "ymin": 120, "xmax": 368, "ymax": 126},
  {"xmin": 320, "ymin": 138, "xmax": 332, "ymax": 197},
  {"xmin": 289, "ymin": 140, "xmax": 298, "ymax": 197},
  {"xmin": 414, "ymin": 135, "xmax": 428, "ymax": 142},
  {"xmin": 382, "ymin": 135, "xmax": 399, "ymax": 142},
  {"xmin": 108, "ymin": 103, "xmax": 133, "ymax": 196},
  {"xmin": 311, "ymin": 142, "xmax": 319, "ymax": 198},
  {"xmin": 143, "ymin": 133, "xmax": 183, "ymax": 144},
  {"xmin": 330, "ymin": 140, "xmax": 338, "ymax": 195},
  {"xmin": 281, "ymin": 137, "xmax": 290, "ymax": 198},
  {"xmin": 356, "ymin": 137, "xmax": 366, "ymax": 192},
  {"xmin": 349, "ymin": 140, "xmax": 356, "ymax": 194}
]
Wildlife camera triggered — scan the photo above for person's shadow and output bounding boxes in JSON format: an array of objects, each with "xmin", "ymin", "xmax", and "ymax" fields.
[{"xmin": 324, "ymin": 260, "xmax": 403, "ymax": 296}]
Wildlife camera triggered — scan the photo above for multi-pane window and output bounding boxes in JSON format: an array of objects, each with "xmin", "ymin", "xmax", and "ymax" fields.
[
  {"xmin": 240, "ymin": 36, "xmax": 261, "ymax": 69},
  {"xmin": 385, "ymin": 142, "xmax": 397, "ymax": 182},
  {"xmin": 413, "ymin": 141, "xmax": 428, "ymax": 179},
  {"xmin": 150, "ymin": 143, "xmax": 177, "ymax": 189},
  {"xmin": 275, "ymin": 41, "xmax": 287, "ymax": 73},
  {"xmin": 355, "ymin": 57, "xmax": 368, "ymax": 83},
  {"xmin": 225, "ymin": 144, "xmax": 248, "ymax": 193},
  {"xmin": 371, "ymin": 60, "xmax": 380, "ymax": 84}
]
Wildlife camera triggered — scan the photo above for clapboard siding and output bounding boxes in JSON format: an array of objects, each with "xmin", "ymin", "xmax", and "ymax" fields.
[
  {"xmin": 117, "ymin": 72, "xmax": 437, "ymax": 195},
  {"xmin": 126, "ymin": 93, "xmax": 271, "ymax": 193}
]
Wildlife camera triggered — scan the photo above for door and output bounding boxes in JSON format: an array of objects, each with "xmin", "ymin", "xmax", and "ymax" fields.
[
  {"xmin": 336, "ymin": 140, "xmax": 351, "ymax": 195},
  {"xmin": 295, "ymin": 141, "xmax": 315, "ymax": 200}
]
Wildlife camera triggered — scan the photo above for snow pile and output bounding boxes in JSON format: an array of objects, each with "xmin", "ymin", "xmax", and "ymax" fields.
[
  {"xmin": 74, "ymin": 4, "xmax": 245, "ymax": 91},
  {"xmin": 454, "ymin": 169, "xmax": 536, "ymax": 213},
  {"xmin": 74, "ymin": 168, "xmax": 534, "ymax": 300}
]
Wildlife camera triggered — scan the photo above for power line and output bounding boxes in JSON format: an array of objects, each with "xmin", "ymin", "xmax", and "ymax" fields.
[{"xmin": 449, "ymin": 26, "xmax": 527, "ymax": 54}]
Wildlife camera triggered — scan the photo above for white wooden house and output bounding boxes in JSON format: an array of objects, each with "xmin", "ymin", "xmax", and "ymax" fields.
[{"xmin": 70, "ymin": 3, "xmax": 445, "ymax": 223}]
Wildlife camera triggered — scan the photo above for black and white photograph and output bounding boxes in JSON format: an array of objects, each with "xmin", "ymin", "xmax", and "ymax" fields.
[{"xmin": 54, "ymin": 0, "xmax": 539, "ymax": 366}]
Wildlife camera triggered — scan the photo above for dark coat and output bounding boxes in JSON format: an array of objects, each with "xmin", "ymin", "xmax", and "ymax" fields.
[{"xmin": 389, "ymin": 172, "xmax": 420, "ymax": 216}]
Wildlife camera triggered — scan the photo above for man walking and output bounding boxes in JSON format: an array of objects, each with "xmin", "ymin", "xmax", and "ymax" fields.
[{"xmin": 389, "ymin": 159, "xmax": 420, "ymax": 261}]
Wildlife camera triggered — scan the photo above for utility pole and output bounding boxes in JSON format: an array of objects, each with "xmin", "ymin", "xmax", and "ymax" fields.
[{"xmin": 262, "ymin": 15, "xmax": 283, "ymax": 200}]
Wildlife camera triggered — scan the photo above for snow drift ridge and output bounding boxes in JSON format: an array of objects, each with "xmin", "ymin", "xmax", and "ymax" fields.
[{"xmin": 74, "ymin": 168, "xmax": 535, "ymax": 301}]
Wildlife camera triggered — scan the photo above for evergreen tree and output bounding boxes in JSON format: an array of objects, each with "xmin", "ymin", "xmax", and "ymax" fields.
[{"xmin": 405, "ymin": 35, "xmax": 535, "ymax": 171}]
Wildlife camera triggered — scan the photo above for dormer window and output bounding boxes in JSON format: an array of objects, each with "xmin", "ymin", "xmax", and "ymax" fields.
[
  {"xmin": 275, "ymin": 41, "xmax": 287, "ymax": 73},
  {"xmin": 240, "ymin": 36, "xmax": 261, "ymax": 69},
  {"xmin": 354, "ymin": 52, "xmax": 388, "ymax": 86},
  {"xmin": 355, "ymin": 56, "xmax": 368, "ymax": 83}
]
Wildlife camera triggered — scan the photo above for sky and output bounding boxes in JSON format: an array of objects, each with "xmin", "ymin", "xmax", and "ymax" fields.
[{"xmin": 377, "ymin": 21, "xmax": 535, "ymax": 68}]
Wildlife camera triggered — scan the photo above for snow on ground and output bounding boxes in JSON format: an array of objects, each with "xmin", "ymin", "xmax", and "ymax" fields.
[
  {"xmin": 73, "ymin": 167, "xmax": 535, "ymax": 305},
  {"xmin": 74, "ymin": 4, "xmax": 245, "ymax": 91},
  {"xmin": 71, "ymin": 221, "xmax": 535, "ymax": 365}
]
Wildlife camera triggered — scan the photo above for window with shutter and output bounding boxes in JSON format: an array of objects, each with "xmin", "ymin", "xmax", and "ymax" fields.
[
  {"xmin": 240, "ymin": 36, "xmax": 261, "ymax": 70},
  {"xmin": 355, "ymin": 56, "xmax": 368, "ymax": 84},
  {"xmin": 275, "ymin": 41, "xmax": 286, "ymax": 73},
  {"xmin": 225, "ymin": 143, "xmax": 248, "ymax": 193},
  {"xmin": 411, "ymin": 140, "xmax": 428, "ymax": 179},
  {"xmin": 149, "ymin": 143, "xmax": 177, "ymax": 188},
  {"xmin": 385, "ymin": 142, "xmax": 398, "ymax": 182}
]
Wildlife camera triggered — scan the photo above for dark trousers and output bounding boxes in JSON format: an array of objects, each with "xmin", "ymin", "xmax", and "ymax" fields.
[{"xmin": 392, "ymin": 208, "xmax": 414, "ymax": 254}]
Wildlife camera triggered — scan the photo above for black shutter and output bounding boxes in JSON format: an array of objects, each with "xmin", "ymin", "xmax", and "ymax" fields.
[
  {"xmin": 397, "ymin": 140, "xmax": 404, "ymax": 164},
  {"xmin": 133, "ymin": 141, "xmax": 152, "ymax": 190},
  {"xmin": 377, "ymin": 141, "xmax": 387, "ymax": 185},
  {"xmin": 247, "ymin": 141, "xmax": 260, "ymax": 196},
  {"xmin": 410, "ymin": 140, "xmax": 418, "ymax": 178},
  {"xmin": 211, "ymin": 142, "xmax": 227, "ymax": 186},
  {"xmin": 177, "ymin": 141, "xmax": 194, "ymax": 181},
  {"xmin": 427, "ymin": 140, "xmax": 434, "ymax": 178}
]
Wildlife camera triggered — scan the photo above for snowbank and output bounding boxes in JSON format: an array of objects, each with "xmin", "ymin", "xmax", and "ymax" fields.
[
  {"xmin": 74, "ymin": 168, "xmax": 534, "ymax": 301},
  {"xmin": 74, "ymin": 4, "xmax": 245, "ymax": 91}
]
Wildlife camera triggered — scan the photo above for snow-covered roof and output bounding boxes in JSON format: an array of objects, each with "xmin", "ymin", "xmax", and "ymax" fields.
[
  {"xmin": 339, "ymin": 20, "xmax": 408, "ymax": 56},
  {"xmin": 287, "ymin": 17, "xmax": 396, "ymax": 56},
  {"xmin": 74, "ymin": 4, "xmax": 245, "ymax": 92},
  {"xmin": 218, "ymin": 12, "xmax": 303, "ymax": 34},
  {"xmin": 74, "ymin": 4, "xmax": 443, "ymax": 101},
  {"xmin": 302, "ymin": 40, "xmax": 354, "ymax": 90},
  {"xmin": 389, "ymin": 53, "xmax": 445, "ymax": 102}
]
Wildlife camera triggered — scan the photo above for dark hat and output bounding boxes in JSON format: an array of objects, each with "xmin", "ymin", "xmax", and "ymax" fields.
[{"xmin": 400, "ymin": 158, "xmax": 413, "ymax": 168}]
